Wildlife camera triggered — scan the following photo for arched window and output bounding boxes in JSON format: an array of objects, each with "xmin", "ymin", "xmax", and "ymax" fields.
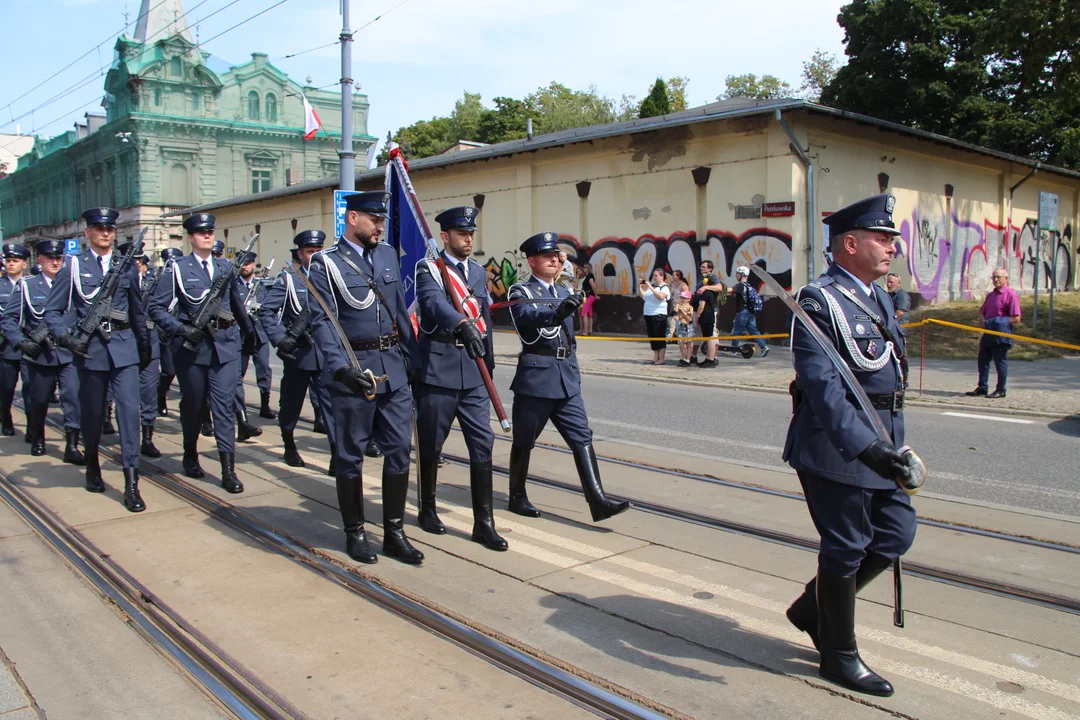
[
  {"xmin": 170, "ymin": 163, "xmax": 190, "ymax": 205},
  {"xmin": 265, "ymin": 93, "xmax": 277, "ymax": 122},
  {"xmin": 154, "ymin": 88, "xmax": 162, "ymax": 107},
  {"xmin": 247, "ymin": 91, "xmax": 260, "ymax": 120}
]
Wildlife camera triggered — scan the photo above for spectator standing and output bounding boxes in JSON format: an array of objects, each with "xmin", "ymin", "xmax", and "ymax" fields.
[
  {"xmin": 966, "ymin": 269, "xmax": 1020, "ymax": 399},
  {"xmin": 692, "ymin": 260, "xmax": 725, "ymax": 367},
  {"xmin": 578, "ymin": 264, "xmax": 598, "ymax": 336},
  {"xmin": 728, "ymin": 266, "xmax": 769, "ymax": 356},
  {"xmin": 558, "ymin": 251, "xmax": 575, "ymax": 289},
  {"xmin": 667, "ymin": 269, "xmax": 690, "ymax": 338},
  {"xmin": 673, "ymin": 291, "xmax": 695, "ymax": 366},
  {"xmin": 885, "ymin": 273, "xmax": 911, "ymax": 321},
  {"xmin": 640, "ymin": 269, "xmax": 671, "ymax": 365}
]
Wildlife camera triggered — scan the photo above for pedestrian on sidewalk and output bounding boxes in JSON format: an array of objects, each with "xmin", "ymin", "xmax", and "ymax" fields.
[
  {"xmin": 966, "ymin": 269, "xmax": 1020, "ymax": 399},
  {"xmin": 578, "ymin": 264, "xmax": 597, "ymax": 336},
  {"xmin": 673, "ymin": 291, "xmax": 695, "ymax": 365},
  {"xmin": 885, "ymin": 273, "xmax": 910, "ymax": 321},
  {"xmin": 692, "ymin": 260, "xmax": 725, "ymax": 367},
  {"xmin": 727, "ymin": 266, "xmax": 769, "ymax": 357},
  {"xmin": 667, "ymin": 269, "xmax": 690, "ymax": 338},
  {"xmin": 640, "ymin": 269, "xmax": 671, "ymax": 365}
]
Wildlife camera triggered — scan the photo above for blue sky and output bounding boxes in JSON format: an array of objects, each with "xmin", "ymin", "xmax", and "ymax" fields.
[{"xmin": 0, "ymin": 0, "xmax": 850, "ymax": 165}]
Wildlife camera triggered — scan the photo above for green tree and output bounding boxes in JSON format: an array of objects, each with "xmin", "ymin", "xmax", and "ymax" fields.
[
  {"xmin": 377, "ymin": 115, "xmax": 453, "ymax": 164},
  {"xmin": 666, "ymin": 76, "xmax": 690, "ymax": 112},
  {"xmin": 524, "ymin": 82, "xmax": 616, "ymax": 134},
  {"xmin": 448, "ymin": 91, "xmax": 485, "ymax": 143},
  {"xmin": 800, "ymin": 49, "xmax": 839, "ymax": 102},
  {"xmin": 720, "ymin": 73, "xmax": 794, "ymax": 100},
  {"xmin": 639, "ymin": 77, "xmax": 672, "ymax": 118},
  {"xmin": 476, "ymin": 97, "xmax": 529, "ymax": 144},
  {"xmin": 616, "ymin": 93, "xmax": 639, "ymax": 122}
]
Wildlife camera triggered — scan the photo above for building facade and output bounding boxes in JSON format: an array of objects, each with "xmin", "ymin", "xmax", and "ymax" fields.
[{"xmin": 0, "ymin": 0, "xmax": 374, "ymax": 253}]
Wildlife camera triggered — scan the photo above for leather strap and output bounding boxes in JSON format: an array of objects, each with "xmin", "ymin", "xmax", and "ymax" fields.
[{"xmin": 350, "ymin": 332, "xmax": 399, "ymax": 351}]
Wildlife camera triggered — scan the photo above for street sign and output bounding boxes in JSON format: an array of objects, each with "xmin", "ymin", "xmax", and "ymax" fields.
[
  {"xmin": 334, "ymin": 190, "xmax": 361, "ymax": 239},
  {"xmin": 64, "ymin": 239, "xmax": 80, "ymax": 255},
  {"xmin": 1038, "ymin": 191, "xmax": 1058, "ymax": 231},
  {"xmin": 761, "ymin": 201, "xmax": 796, "ymax": 217}
]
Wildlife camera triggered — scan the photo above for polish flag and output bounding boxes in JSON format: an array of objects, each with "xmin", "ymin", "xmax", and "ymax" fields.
[{"xmin": 302, "ymin": 94, "xmax": 321, "ymax": 140}]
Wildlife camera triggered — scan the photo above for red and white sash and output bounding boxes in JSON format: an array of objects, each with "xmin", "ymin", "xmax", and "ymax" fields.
[{"xmin": 422, "ymin": 257, "xmax": 487, "ymax": 333}]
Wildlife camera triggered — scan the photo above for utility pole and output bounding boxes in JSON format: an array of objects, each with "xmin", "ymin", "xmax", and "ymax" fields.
[{"xmin": 338, "ymin": 0, "xmax": 355, "ymax": 191}]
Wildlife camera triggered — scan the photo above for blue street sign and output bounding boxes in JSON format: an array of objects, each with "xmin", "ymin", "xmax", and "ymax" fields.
[
  {"xmin": 334, "ymin": 190, "xmax": 360, "ymax": 239},
  {"xmin": 65, "ymin": 239, "xmax": 81, "ymax": 255}
]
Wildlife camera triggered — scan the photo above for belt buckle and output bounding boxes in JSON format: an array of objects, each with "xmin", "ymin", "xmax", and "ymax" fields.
[
  {"xmin": 378, "ymin": 335, "xmax": 391, "ymax": 351},
  {"xmin": 556, "ymin": 346, "xmax": 567, "ymax": 360},
  {"xmin": 892, "ymin": 392, "xmax": 903, "ymax": 412},
  {"xmin": 454, "ymin": 338, "xmax": 465, "ymax": 348},
  {"xmin": 100, "ymin": 319, "xmax": 112, "ymax": 333}
]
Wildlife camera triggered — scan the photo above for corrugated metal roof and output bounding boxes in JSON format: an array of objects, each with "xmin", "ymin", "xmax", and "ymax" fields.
[{"xmin": 172, "ymin": 97, "xmax": 1080, "ymax": 217}]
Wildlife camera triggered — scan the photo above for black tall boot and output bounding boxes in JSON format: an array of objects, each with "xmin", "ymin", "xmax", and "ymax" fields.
[
  {"xmin": 311, "ymin": 408, "xmax": 327, "ymax": 434},
  {"xmin": 507, "ymin": 443, "xmax": 540, "ymax": 517},
  {"xmin": 363, "ymin": 438, "xmax": 382, "ymax": 458},
  {"xmin": 102, "ymin": 404, "xmax": 116, "ymax": 435},
  {"xmin": 63, "ymin": 430, "xmax": 86, "ymax": 466},
  {"xmin": 30, "ymin": 434, "xmax": 46, "ymax": 456},
  {"xmin": 157, "ymin": 376, "xmax": 171, "ymax": 416},
  {"xmin": 236, "ymin": 409, "xmax": 262, "ymax": 442},
  {"xmin": 182, "ymin": 443, "xmax": 205, "ymax": 479},
  {"xmin": 787, "ymin": 553, "xmax": 893, "ymax": 651},
  {"xmin": 122, "ymin": 467, "xmax": 146, "ymax": 513},
  {"xmin": 382, "ymin": 470, "xmax": 423, "ymax": 564},
  {"xmin": 817, "ymin": 569, "xmax": 895, "ymax": 697},
  {"xmin": 282, "ymin": 428, "xmax": 304, "ymax": 467},
  {"xmin": 140, "ymin": 425, "xmax": 161, "ymax": 458},
  {"xmin": 219, "ymin": 452, "xmax": 243, "ymax": 494},
  {"xmin": 470, "ymin": 460, "xmax": 507, "ymax": 551},
  {"xmin": 2, "ymin": 407, "xmax": 17, "ymax": 436},
  {"xmin": 337, "ymin": 472, "xmax": 376, "ymax": 563},
  {"xmin": 85, "ymin": 451, "xmax": 105, "ymax": 493},
  {"xmin": 201, "ymin": 408, "xmax": 214, "ymax": 437},
  {"xmin": 28, "ymin": 404, "xmax": 46, "ymax": 456},
  {"xmin": 571, "ymin": 443, "xmax": 630, "ymax": 522},
  {"xmin": 417, "ymin": 452, "xmax": 445, "ymax": 534},
  {"xmin": 259, "ymin": 391, "xmax": 277, "ymax": 419},
  {"xmin": 327, "ymin": 443, "xmax": 337, "ymax": 477}
]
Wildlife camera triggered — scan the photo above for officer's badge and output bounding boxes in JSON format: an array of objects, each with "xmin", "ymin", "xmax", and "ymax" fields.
[
  {"xmin": 381, "ymin": 192, "xmax": 390, "ymax": 204},
  {"xmin": 544, "ymin": 232, "xmax": 553, "ymax": 242},
  {"xmin": 866, "ymin": 340, "xmax": 879, "ymax": 356},
  {"xmin": 464, "ymin": 207, "xmax": 474, "ymax": 217},
  {"xmin": 885, "ymin": 196, "xmax": 895, "ymax": 213},
  {"xmin": 854, "ymin": 323, "xmax": 867, "ymax": 335},
  {"xmin": 99, "ymin": 207, "xmax": 108, "ymax": 216}
]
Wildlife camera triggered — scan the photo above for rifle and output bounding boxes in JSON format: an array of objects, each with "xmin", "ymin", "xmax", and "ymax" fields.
[
  {"xmin": 183, "ymin": 233, "xmax": 259, "ymax": 351},
  {"xmin": 278, "ymin": 266, "xmax": 313, "ymax": 361},
  {"xmin": 141, "ymin": 265, "xmax": 169, "ymax": 306},
  {"xmin": 243, "ymin": 258, "xmax": 274, "ymax": 315},
  {"xmin": 67, "ymin": 227, "xmax": 147, "ymax": 358},
  {"xmin": 28, "ymin": 321, "xmax": 56, "ymax": 351}
]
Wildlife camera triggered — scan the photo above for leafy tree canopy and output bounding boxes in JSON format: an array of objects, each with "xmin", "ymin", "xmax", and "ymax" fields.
[
  {"xmin": 719, "ymin": 73, "xmax": 794, "ymax": 100},
  {"xmin": 639, "ymin": 77, "xmax": 672, "ymax": 118}
]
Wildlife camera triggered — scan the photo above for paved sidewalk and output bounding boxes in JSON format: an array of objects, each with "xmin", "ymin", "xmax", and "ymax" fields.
[
  {"xmin": 0, "ymin": 649, "xmax": 40, "ymax": 720},
  {"xmin": 492, "ymin": 331, "xmax": 1080, "ymax": 417}
]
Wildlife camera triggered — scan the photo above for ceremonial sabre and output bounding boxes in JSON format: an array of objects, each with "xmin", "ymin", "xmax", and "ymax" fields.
[
  {"xmin": 750, "ymin": 266, "xmax": 925, "ymax": 495},
  {"xmin": 293, "ymin": 263, "xmax": 386, "ymax": 401}
]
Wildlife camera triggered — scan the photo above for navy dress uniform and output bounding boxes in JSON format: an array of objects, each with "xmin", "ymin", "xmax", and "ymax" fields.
[
  {"xmin": 122, "ymin": 244, "xmax": 164, "ymax": 459},
  {"xmin": 148, "ymin": 213, "xmax": 255, "ymax": 493},
  {"xmin": 0, "ymin": 239, "xmax": 83, "ymax": 463},
  {"xmin": 234, "ymin": 252, "xmax": 274, "ymax": 439},
  {"xmin": 307, "ymin": 190, "xmax": 423, "ymax": 565},
  {"xmin": 0, "ymin": 243, "xmax": 32, "ymax": 436},
  {"xmin": 257, "ymin": 230, "xmax": 337, "ymax": 471},
  {"xmin": 413, "ymin": 206, "xmax": 506, "ymax": 551},
  {"xmin": 43, "ymin": 207, "xmax": 152, "ymax": 512},
  {"xmin": 156, "ymin": 248, "xmax": 184, "ymax": 416},
  {"xmin": 507, "ymin": 232, "xmax": 629, "ymax": 522},
  {"xmin": 783, "ymin": 194, "xmax": 917, "ymax": 698}
]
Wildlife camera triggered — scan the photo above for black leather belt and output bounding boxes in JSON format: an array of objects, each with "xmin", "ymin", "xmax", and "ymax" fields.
[
  {"xmin": 101, "ymin": 319, "xmax": 131, "ymax": 331},
  {"xmin": 859, "ymin": 392, "xmax": 904, "ymax": 412},
  {"xmin": 522, "ymin": 345, "xmax": 575, "ymax": 360},
  {"xmin": 209, "ymin": 317, "xmax": 234, "ymax": 330},
  {"xmin": 351, "ymin": 332, "xmax": 399, "ymax": 351},
  {"xmin": 429, "ymin": 332, "xmax": 464, "ymax": 348}
]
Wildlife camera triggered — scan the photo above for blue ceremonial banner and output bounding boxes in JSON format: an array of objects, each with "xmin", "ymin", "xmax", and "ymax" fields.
[{"xmin": 384, "ymin": 162, "xmax": 430, "ymax": 311}]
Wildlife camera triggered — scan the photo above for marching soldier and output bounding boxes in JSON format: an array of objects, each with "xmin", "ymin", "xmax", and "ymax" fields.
[
  {"xmin": 783, "ymin": 194, "xmax": 917, "ymax": 697},
  {"xmin": 1, "ymin": 243, "xmax": 31, "ymax": 436},
  {"xmin": 157, "ymin": 248, "xmax": 184, "ymax": 416},
  {"xmin": 258, "ymin": 230, "xmax": 337, "ymax": 472},
  {"xmin": 43, "ymin": 207, "xmax": 153, "ymax": 512},
  {"xmin": 413, "ymin": 206, "xmax": 506, "ymax": 551},
  {"xmin": 233, "ymin": 251, "xmax": 268, "ymax": 441},
  {"xmin": 124, "ymin": 244, "xmax": 163, "ymax": 458},
  {"xmin": 506, "ymin": 232, "xmax": 629, "ymax": 523},
  {"xmin": 307, "ymin": 191, "xmax": 423, "ymax": 565},
  {"xmin": 148, "ymin": 213, "xmax": 255, "ymax": 493},
  {"xmin": 0, "ymin": 239, "xmax": 84, "ymax": 463}
]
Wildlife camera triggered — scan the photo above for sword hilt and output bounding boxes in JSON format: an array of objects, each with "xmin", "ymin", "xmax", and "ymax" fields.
[{"xmin": 897, "ymin": 446, "xmax": 926, "ymax": 495}]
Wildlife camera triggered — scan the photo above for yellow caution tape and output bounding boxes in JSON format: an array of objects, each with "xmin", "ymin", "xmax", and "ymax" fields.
[{"xmin": 923, "ymin": 318, "xmax": 1080, "ymax": 351}]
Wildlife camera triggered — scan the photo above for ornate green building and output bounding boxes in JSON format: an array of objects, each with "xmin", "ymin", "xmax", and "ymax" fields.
[{"xmin": 0, "ymin": 0, "xmax": 374, "ymax": 251}]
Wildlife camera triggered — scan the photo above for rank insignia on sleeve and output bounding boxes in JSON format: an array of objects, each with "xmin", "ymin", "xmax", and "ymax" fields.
[{"xmin": 799, "ymin": 297, "xmax": 821, "ymax": 312}]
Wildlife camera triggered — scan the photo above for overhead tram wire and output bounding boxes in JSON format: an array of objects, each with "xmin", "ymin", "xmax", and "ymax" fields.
[{"xmin": 273, "ymin": 0, "xmax": 414, "ymax": 63}]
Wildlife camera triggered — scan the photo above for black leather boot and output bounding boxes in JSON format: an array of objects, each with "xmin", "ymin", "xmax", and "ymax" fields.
[
  {"xmin": 507, "ymin": 443, "xmax": 540, "ymax": 517},
  {"xmin": 311, "ymin": 409, "xmax": 327, "ymax": 434},
  {"xmin": 30, "ymin": 435, "xmax": 46, "ymax": 456},
  {"xmin": 236, "ymin": 409, "xmax": 262, "ymax": 442},
  {"xmin": 140, "ymin": 425, "xmax": 161, "ymax": 458},
  {"xmin": 157, "ymin": 376, "xmax": 171, "ymax": 417},
  {"xmin": 85, "ymin": 452, "xmax": 105, "ymax": 493},
  {"xmin": 28, "ymin": 404, "xmax": 46, "ymax": 455},
  {"xmin": 327, "ymin": 444, "xmax": 337, "ymax": 477},
  {"xmin": 470, "ymin": 460, "xmax": 507, "ymax": 551},
  {"xmin": 102, "ymin": 404, "xmax": 116, "ymax": 435},
  {"xmin": 123, "ymin": 467, "xmax": 146, "ymax": 513},
  {"xmin": 337, "ymin": 473, "xmax": 376, "ymax": 564},
  {"xmin": 382, "ymin": 470, "xmax": 423, "ymax": 564},
  {"xmin": 182, "ymin": 444, "xmax": 205, "ymax": 479},
  {"xmin": 817, "ymin": 569, "xmax": 895, "ymax": 697},
  {"xmin": 282, "ymin": 429, "xmax": 304, "ymax": 467},
  {"xmin": 219, "ymin": 452, "xmax": 243, "ymax": 493},
  {"xmin": 363, "ymin": 438, "xmax": 382, "ymax": 458},
  {"xmin": 201, "ymin": 408, "xmax": 214, "ymax": 438},
  {"xmin": 63, "ymin": 430, "xmax": 86, "ymax": 466},
  {"xmin": 1, "ymin": 406, "xmax": 15, "ymax": 436},
  {"xmin": 787, "ymin": 553, "xmax": 893, "ymax": 651},
  {"xmin": 259, "ymin": 391, "xmax": 277, "ymax": 419},
  {"xmin": 572, "ymin": 443, "xmax": 630, "ymax": 522},
  {"xmin": 417, "ymin": 452, "xmax": 445, "ymax": 534}
]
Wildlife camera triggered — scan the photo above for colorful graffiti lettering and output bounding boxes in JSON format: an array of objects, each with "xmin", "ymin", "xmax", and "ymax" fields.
[{"xmin": 482, "ymin": 252, "xmax": 524, "ymax": 301}]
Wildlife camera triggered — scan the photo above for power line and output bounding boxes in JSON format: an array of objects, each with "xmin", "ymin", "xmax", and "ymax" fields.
[{"xmin": 197, "ymin": 0, "xmax": 291, "ymax": 46}]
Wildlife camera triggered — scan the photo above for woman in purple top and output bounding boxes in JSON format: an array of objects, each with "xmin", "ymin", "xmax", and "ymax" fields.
[{"xmin": 966, "ymin": 269, "xmax": 1021, "ymax": 399}]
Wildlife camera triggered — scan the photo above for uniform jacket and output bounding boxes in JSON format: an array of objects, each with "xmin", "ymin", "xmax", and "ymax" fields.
[
  {"xmin": 43, "ymin": 249, "xmax": 149, "ymax": 371},
  {"xmin": 137, "ymin": 271, "xmax": 161, "ymax": 360},
  {"xmin": 307, "ymin": 239, "xmax": 419, "ymax": 395},
  {"xmin": 784, "ymin": 264, "xmax": 906, "ymax": 489},
  {"xmin": 508, "ymin": 275, "xmax": 580, "ymax": 400},
  {"xmin": 0, "ymin": 275, "xmax": 23, "ymax": 360},
  {"xmin": 258, "ymin": 266, "xmax": 322, "ymax": 371},
  {"xmin": 148, "ymin": 254, "xmax": 254, "ymax": 366},
  {"xmin": 415, "ymin": 256, "xmax": 494, "ymax": 390},
  {"xmin": 1, "ymin": 273, "xmax": 76, "ymax": 366},
  {"xmin": 236, "ymin": 274, "xmax": 270, "ymax": 345}
]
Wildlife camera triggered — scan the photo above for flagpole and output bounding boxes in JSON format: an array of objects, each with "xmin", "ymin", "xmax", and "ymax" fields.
[{"xmin": 338, "ymin": 0, "xmax": 355, "ymax": 191}]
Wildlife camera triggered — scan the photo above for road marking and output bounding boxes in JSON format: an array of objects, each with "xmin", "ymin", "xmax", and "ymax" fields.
[
  {"xmin": 588, "ymin": 417, "xmax": 784, "ymax": 453},
  {"xmin": 942, "ymin": 411, "xmax": 1035, "ymax": 425}
]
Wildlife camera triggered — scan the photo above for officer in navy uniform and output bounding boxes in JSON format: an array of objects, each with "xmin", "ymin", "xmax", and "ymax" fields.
[
  {"xmin": 212, "ymin": 240, "xmax": 225, "ymax": 258},
  {"xmin": 506, "ymin": 233, "xmax": 629, "ymax": 522},
  {"xmin": 198, "ymin": 241, "xmax": 227, "ymax": 438},
  {"xmin": 148, "ymin": 213, "xmax": 255, "ymax": 493},
  {"xmin": 1, "ymin": 239, "xmax": 84, "ymax": 463},
  {"xmin": 156, "ymin": 248, "xmax": 184, "ymax": 416},
  {"xmin": 782, "ymin": 194, "xmax": 918, "ymax": 698},
  {"xmin": 307, "ymin": 191, "xmax": 423, "ymax": 565},
  {"xmin": 413, "ymin": 206, "xmax": 506, "ymax": 551},
  {"xmin": 43, "ymin": 207, "xmax": 153, "ymax": 512},
  {"xmin": 258, "ymin": 230, "xmax": 337, "ymax": 472},
  {"xmin": 232, "ymin": 251, "xmax": 267, "ymax": 441},
  {"xmin": 122, "ymin": 243, "xmax": 163, "ymax": 458},
  {"xmin": 0, "ymin": 243, "xmax": 32, "ymax": 436}
]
